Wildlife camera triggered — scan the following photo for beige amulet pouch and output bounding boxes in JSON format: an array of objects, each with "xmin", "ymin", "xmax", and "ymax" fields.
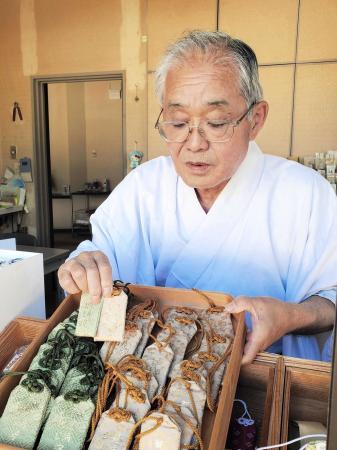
[
  {"xmin": 160, "ymin": 307, "xmax": 199, "ymax": 378},
  {"xmin": 195, "ymin": 310, "xmax": 233, "ymax": 410},
  {"xmin": 166, "ymin": 373, "xmax": 207, "ymax": 426},
  {"xmin": 130, "ymin": 412, "xmax": 181, "ymax": 450},
  {"xmin": 127, "ymin": 298, "xmax": 159, "ymax": 358},
  {"xmin": 142, "ymin": 319, "xmax": 175, "ymax": 394},
  {"xmin": 100, "ymin": 321, "xmax": 142, "ymax": 365},
  {"xmin": 89, "ymin": 355, "xmax": 154, "ymax": 442},
  {"xmin": 111, "ymin": 356, "xmax": 156, "ymax": 422},
  {"xmin": 191, "ymin": 289, "xmax": 234, "ymax": 411},
  {"xmin": 160, "ymin": 397, "xmax": 204, "ymax": 450},
  {"xmin": 88, "ymin": 408, "xmax": 135, "ymax": 450}
]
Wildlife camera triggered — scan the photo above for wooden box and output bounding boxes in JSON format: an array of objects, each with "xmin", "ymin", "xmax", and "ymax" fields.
[
  {"xmin": 0, "ymin": 317, "xmax": 47, "ymax": 413},
  {"xmin": 0, "ymin": 317, "xmax": 47, "ymax": 370},
  {"xmin": 280, "ymin": 359, "xmax": 331, "ymax": 450},
  {"xmin": 0, "ymin": 285, "xmax": 246, "ymax": 450},
  {"xmin": 226, "ymin": 353, "xmax": 284, "ymax": 449}
]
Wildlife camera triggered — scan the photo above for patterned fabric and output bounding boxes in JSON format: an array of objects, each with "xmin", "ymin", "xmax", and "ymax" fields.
[
  {"xmin": 38, "ymin": 338, "xmax": 104, "ymax": 449},
  {"xmin": 0, "ymin": 313, "xmax": 79, "ymax": 448},
  {"xmin": 37, "ymin": 396, "xmax": 95, "ymax": 450},
  {"xmin": 0, "ymin": 384, "xmax": 51, "ymax": 449},
  {"xmin": 227, "ymin": 418, "xmax": 257, "ymax": 450}
]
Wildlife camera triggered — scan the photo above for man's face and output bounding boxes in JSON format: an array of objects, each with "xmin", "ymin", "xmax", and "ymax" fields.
[{"xmin": 163, "ymin": 60, "xmax": 253, "ymax": 191}]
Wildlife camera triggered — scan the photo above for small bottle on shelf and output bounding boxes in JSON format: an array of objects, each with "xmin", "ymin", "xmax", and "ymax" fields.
[{"xmin": 102, "ymin": 177, "xmax": 110, "ymax": 193}]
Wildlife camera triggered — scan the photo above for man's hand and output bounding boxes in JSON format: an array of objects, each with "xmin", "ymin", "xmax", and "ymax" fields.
[
  {"xmin": 58, "ymin": 251, "xmax": 113, "ymax": 303},
  {"xmin": 226, "ymin": 296, "xmax": 299, "ymax": 365},
  {"xmin": 226, "ymin": 295, "xmax": 335, "ymax": 365}
]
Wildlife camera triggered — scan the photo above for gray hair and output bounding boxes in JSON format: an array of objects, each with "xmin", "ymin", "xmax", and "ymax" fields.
[{"xmin": 155, "ymin": 30, "xmax": 263, "ymax": 109}]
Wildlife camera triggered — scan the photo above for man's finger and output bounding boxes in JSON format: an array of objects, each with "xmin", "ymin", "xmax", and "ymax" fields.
[
  {"xmin": 78, "ymin": 255, "xmax": 102, "ymax": 304},
  {"xmin": 241, "ymin": 334, "xmax": 261, "ymax": 365},
  {"xmin": 226, "ymin": 296, "xmax": 258, "ymax": 319},
  {"xmin": 58, "ymin": 266, "xmax": 81, "ymax": 294},
  {"xmin": 68, "ymin": 260, "xmax": 89, "ymax": 294},
  {"xmin": 93, "ymin": 251, "xmax": 113, "ymax": 297}
]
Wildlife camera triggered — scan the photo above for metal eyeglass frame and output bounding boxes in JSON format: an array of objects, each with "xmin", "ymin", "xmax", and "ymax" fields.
[{"xmin": 154, "ymin": 102, "xmax": 257, "ymax": 143}]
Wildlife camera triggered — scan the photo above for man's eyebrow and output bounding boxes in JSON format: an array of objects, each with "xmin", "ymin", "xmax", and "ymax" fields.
[
  {"xmin": 207, "ymin": 100, "xmax": 229, "ymax": 107},
  {"xmin": 167, "ymin": 102, "xmax": 185, "ymax": 109}
]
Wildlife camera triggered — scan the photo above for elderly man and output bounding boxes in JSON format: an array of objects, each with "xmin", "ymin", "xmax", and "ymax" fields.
[{"xmin": 58, "ymin": 31, "xmax": 337, "ymax": 364}]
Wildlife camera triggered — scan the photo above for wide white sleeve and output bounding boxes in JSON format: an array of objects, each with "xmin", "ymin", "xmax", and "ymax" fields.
[
  {"xmin": 66, "ymin": 164, "xmax": 158, "ymax": 285},
  {"xmin": 315, "ymin": 289, "xmax": 336, "ymax": 303},
  {"xmin": 67, "ymin": 170, "xmax": 141, "ymax": 280},
  {"xmin": 68, "ymin": 207, "xmax": 122, "ymax": 280},
  {"xmin": 285, "ymin": 173, "xmax": 337, "ymax": 302},
  {"xmin": 283, "ymin": 173, "xmax": 337, "ymax": 360}
]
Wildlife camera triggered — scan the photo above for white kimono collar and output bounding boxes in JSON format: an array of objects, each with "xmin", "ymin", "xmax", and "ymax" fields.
[{"xmin": 166, "ymin": 141, "xmax": 265, "ymax": 288}]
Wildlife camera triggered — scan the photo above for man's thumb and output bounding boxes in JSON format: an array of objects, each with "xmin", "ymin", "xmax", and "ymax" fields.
[{"xmin": 226, "ymin": 296, "xmax": 250, "ymax": 314}]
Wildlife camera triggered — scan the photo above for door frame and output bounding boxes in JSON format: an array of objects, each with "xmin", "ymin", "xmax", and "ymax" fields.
[{"xmin": 31, "ymin": 71, "xmax": 126, "ymax": 247}]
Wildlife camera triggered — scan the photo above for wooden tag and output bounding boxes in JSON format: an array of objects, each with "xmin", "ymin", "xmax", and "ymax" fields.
[
  {"xmin": 94, "ymin": 290, "xmax": 128, "ymax": 342},
  {"xmin": 75, "ymin": 292, "xmax": 103, "ymax": 337}
]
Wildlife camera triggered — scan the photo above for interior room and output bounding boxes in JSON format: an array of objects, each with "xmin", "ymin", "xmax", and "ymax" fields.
[
  {"xmin": 49, "ymin": 79, "xmax": 123, "ymax": 249},
  {"xmin": 0, "ymin": 1, "xmax": 336, "ymax": 449}
]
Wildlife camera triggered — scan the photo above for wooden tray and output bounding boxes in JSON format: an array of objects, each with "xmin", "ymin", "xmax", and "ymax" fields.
[
  {"xmin": 0, "ymin": 317, "xmax": 48, "ymax": 414},
  {"xmin": 0, "ymin": 285, "xmax": 246, "ymax": 450},
  {"xmin": 0, "ymin": 317, "xmax": 47, "ymax": 371},
  {"xmin": 227, "ymin": 353, "xmax": 284, "ymax": 448},
  {"xmin": 280, "ymin": 364, "xmax": 331, "ymax": 450}
]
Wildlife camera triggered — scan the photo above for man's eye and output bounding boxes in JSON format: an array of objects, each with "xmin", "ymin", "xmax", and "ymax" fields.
[
  {"xmin": 171, "ymin": 122, "xmax": 187, "ymax": 129},
  {"xmin": 207, "ymin": 121, "xmax": 228, "ymax": 128}
]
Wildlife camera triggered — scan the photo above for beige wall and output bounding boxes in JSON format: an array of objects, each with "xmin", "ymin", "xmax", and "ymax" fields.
[
  {"xmin": 49, "ymin": 80, "xmax": 123, "ymax": 193},
  {"xmin": 49, "ymin": 80, "xmax": 123, "ymax": 228},
  {"xmin": 0, "ymin": 0, "xmax": 146, "ymax": 235},
  {"xmin": 85, "ymin": 80, "xmax": 123, "ymax": 187},
  {"xmin": 218, "ymin": 0, "xmax": 337, "ymax": 157},
  {"xmin": 0, "ymin": 0, "xmax": 336, "ymax": 235},
  {"xmin": 147, "ymin": 0, "xmax": 217, "ymax": 158},
  {"xmin": 0, "ymin": 0, "xmax": 36, "ymax": 233},
  {"xmin": 67, "ymin": 83, "xmax": 87, "ymax": 192},
  {"xmin": 48, "ymin": 83, "xmax": 70, "ymax": 192},
  {"xmin": 147, "ymin": 0, "xmax": 337, "ymax": 159},
  {"xmin": 0, "ymin": 123, "xmax": 3, "ymax": 175}
]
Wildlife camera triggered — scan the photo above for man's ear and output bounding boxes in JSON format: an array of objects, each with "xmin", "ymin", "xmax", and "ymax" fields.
[{"xmin": 249, "ymin": 101, "xmax": 269, "ymax": 140}]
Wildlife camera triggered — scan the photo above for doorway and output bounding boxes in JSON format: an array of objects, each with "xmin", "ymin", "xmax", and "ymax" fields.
[{"xmin": 32, "ymin": 72, "xmax": 126, "ymax": 248}]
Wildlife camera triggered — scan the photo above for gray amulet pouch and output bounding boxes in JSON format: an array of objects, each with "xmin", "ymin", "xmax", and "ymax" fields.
[{"xmin": 100, "ymin": 321, "xmax": 142, "ymax": 364}]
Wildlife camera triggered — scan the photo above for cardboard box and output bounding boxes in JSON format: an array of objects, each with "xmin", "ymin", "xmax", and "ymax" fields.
[
  {"xmin": 0, "ymin": 249, "xmax": 45, "ymax": 330},
  {"xmin": 0, "ymin": 285, "xmax": 246, "ymax": 450}
]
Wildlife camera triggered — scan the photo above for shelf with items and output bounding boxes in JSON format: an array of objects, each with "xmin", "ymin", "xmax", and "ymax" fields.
[
  {"xmin": 299, "ymin": 150, "xmax": 337, "ymax": 194},
  {"xmin": 71, "ymin": 190, "xmax": 110, "ymax": 236}
]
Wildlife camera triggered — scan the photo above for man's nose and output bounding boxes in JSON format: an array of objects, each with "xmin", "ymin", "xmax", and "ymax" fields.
[{"xmin": 185, "ymin": 126, "xmax": 209, "ymax": 152}]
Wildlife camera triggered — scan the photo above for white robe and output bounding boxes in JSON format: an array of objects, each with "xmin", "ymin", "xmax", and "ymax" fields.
[{"xmin": 71, "ymin": 142, "xmax": 337, "ymax": 360}]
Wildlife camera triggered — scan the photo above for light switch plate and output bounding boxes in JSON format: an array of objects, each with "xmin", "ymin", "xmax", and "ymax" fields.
[{"xmin": 10, "ymin": 145, "xmax": 17, "ymax": 159}]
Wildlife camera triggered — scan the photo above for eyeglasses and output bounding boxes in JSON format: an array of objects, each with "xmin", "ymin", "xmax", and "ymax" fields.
[{"xmin": 154, "ymin": 102, "xmax": 256, "ymax": 143}]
